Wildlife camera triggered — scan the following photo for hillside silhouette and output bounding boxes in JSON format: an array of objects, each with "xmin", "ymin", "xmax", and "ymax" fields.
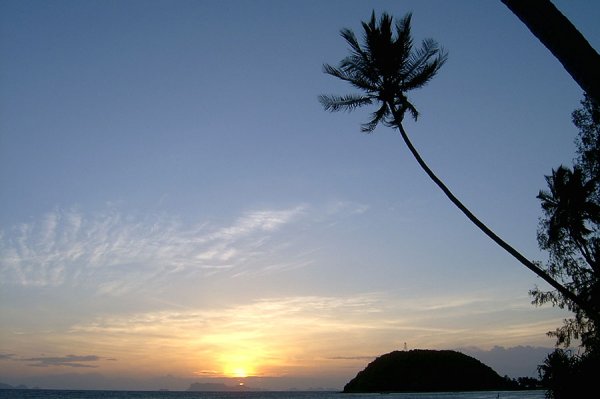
[{"xmin": 344, "ymin": 349, "xmax": 513, "ymax": 393}]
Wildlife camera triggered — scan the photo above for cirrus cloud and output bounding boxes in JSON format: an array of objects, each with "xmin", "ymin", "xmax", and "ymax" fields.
[
  {"xmin": 0, "ymin": 201, "xmax": 370, "ymax": 295},
  {"xmin": 0, "ymin": 205, "xmax": 307, "ymax": 290}
]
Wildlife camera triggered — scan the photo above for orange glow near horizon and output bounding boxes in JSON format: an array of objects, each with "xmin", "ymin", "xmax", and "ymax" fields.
[{"xmin": 3, "ymin": 295, "xmax": 563, "ymax": 385}]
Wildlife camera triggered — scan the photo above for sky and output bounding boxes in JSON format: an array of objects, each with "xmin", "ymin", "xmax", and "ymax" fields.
[{"xmin": 1, "ymin": 0, "xmax": 599, "ymax": 391}]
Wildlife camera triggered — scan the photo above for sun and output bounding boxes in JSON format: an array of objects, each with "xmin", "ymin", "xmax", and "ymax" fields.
[
  {"xmin": 221, "ymin": 355, "xmax": 256, "ymax": 378},
  {"xmin": 218, "ymin": 348, "xmax": 267, "ymax": 379},
  {"xmin": 224, "ymin": 364, "xmax": 254, "ymax": 378},
  {"xmin": 233, "ymin": 367, "xmax": 248, "ymax": 378}
]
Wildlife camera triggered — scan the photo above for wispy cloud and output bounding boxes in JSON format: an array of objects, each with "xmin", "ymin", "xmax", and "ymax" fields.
[
  {"xmin": 70, "ymin": 294, "xmax": 386, "ymax": 338},
  {"xmin": 0, "ymin": 205, "xmax": 307, "ymax": 291},
  {"xmin": 325, "ymin": 200, "xmax": 370, "ymax": 216},
  {"xmin": 63, "ymin": 294, "xmax": 389, "ymax": 375},
  {"xmin": 0, "ymin": 353, "xmax": 112, "ymax": 368},
  {"xmin": 0, "ymin": 291, "xmax": 561, "ymax": 377},
  {"xmin": 64, "ymin": 292, "xmax": 556, "ymax": 370},
  {"xmin": 23, "ymin": 354, "xmax": 105, "ymax": 368}
]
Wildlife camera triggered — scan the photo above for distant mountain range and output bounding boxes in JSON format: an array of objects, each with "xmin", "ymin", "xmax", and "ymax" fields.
[
  {"xmin": 0, "ymin": 382, "xmax": 37, "ymax": 389},
  {"xmin": 187, "ymin": 382, "xmax": 258, "ymax": 391}
]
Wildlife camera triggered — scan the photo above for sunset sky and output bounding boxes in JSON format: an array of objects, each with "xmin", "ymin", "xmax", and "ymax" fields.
[{"xmin": 1, "ymin": 0, "xmax": 599, "ymax": 391}]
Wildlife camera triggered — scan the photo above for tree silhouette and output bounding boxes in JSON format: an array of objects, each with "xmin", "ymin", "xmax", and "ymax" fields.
[
  {"xmin": 533, "ymin": 96, "xmax": 600, "ymax": 354},
  {"xmin": 319, "ymin": 11, "xmax": 597, "ymax": 318},
  {"xmin": 538, "ymin": 166, "xmax": 600, "ymax": 259},
  {"xmin": 535, "ymin": 166, "xmax": 600, "ymax": 345}
]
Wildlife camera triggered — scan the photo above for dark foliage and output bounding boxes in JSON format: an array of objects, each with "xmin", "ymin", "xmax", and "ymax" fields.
[
  {"xmin": 573, "ymin": 95, "xmax": 600, "ymax": 181},
  {"xmin": 515, "ymin": 376, "xmax": 542, "ymax": 389},
  {"xmin": 537, "ymin": 349, "xmax": 600, "ymax": 399},
  {"xmin": 534, "ymin": 95, "xmax": 600, "ymax": 349},
  {"xmin": 534, "ymin": 96, "xmax": 600, "ymax": 398}
]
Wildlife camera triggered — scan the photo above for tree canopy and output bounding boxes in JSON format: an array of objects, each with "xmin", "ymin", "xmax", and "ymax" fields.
[
  {"xmin": 534, "ymin": 95, "xmax": 600, "ymax": 349},
  {"xmin": 534, "ymin": 95, "xmax": 600, "ymax": 398}
]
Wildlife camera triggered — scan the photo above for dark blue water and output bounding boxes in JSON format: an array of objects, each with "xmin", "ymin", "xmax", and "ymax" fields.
[{"xmin": 0, "ymin": 390, "xmax": 546, "ymax": 399}]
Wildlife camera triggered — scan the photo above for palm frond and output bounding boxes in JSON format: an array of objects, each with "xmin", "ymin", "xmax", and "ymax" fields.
[
  {"xmin": 339, "ymin": 56, "xmax": 378, "ymax": 88},
  {"xmin": 319, "ymin": 94, "xmax": 373, "ymax": 113},
  {"xmin": 361, "ymin": 11, "xmax": 378, "ymax": 40},
  {"xmin": 341, "ymin": 28, "xmax": 378, "ymax": 82},
  {"xmin": 393, "ymin": 100, "xmax": 419, "ymax": 123},
  {"xmin": 340, "ymin": 28, "xmax": 365, "ymax": 60},
  {"xmin": 361, "ymin": 102, "xmax": 390, "ymax": 132},
  {"xmin": 403, "ymin": 57, "xmax": 446, "ymax": 92},
  {"xmin": 363, "ymin": 12, "xmax": 394, "ymax": 69},
  {"xmin": 403, "ymin": 39, "xmax": 447, "ymax": 91},
  {"xmin": 413, "ymin": 38, "xmax": 439, "ymax": 60},
  {"xmin": 377, "ymin": 13, "xmax": 394, "ymax": 43},
  {"xmin": 322, "ymin": 63, "xmax": 351, "ymax": 81},
  {"xmin": 394, "ymin": 12, "xmax": 412, "ymax": 43},
  {"xmin": 325, "ymin": 61, "xmax": 378, "ymax": 93},
  {"xmin": 403, "ymin": 38, "xmax": 440, "ymax": 76},
  {"xmin": 538, "ymin": 189, "xmax": 557, "ymax": 209},
  {"xmin": 393, "ymin": 13, "xmax": 413, "ymax": 67},
  {"xmin": 405, "ymin": 101, "xmax": 419, "ymax": 121}
]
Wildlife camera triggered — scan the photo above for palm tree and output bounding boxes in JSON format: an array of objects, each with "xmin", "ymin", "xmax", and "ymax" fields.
[
  {"xmin": 535, "ymin": 166, "xmax": 600, "ymax": 342},
  {"xmin": 319, "ymin": 11, "xmax": 597, "ymax": 318},
  {"xmin": 538, "ymin": 166, "xmax": 600, "ymax": 260}
]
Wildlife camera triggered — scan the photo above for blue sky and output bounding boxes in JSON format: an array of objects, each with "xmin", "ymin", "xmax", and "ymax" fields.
[{"xmin": 1, "ymin": 0, "xmax": 599, "ymax": 391}]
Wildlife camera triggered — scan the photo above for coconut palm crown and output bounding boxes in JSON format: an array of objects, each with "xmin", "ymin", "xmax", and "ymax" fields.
[
  {"xmin": 538, "ymin": 166, "xmax": 600, "ymax": 246},
  {"xmin": 319, "ymin": 11, "xmax": 447, "ymax": 132}
]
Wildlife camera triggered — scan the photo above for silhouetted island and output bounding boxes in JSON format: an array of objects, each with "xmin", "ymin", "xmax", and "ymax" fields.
[{"xmin": 344, "ymin": 349, "xmax": 514, "ymax": 393}]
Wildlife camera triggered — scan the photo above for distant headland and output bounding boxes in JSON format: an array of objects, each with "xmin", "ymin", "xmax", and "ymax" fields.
[
  {"xmin": 343, "ymin": 349, "xmax": 525, "ymax": 393},
  {"xmin": 0, "ymin": 382, "xmax": 38, "ymax": 390}
]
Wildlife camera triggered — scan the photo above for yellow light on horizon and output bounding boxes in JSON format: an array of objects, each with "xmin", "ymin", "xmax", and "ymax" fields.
[
  {"xmin": 221, "ymin": 353, "xmax": 258, "ymax": 378},
  {"xmin": 233, "ymin": 367, "xmax": 248, "ymax": 378}
]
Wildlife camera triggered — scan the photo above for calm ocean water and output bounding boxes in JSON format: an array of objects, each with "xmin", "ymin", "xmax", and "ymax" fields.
[{"xmin": 0, "ymin": 390, "xmax": 546, "ymax": 399}]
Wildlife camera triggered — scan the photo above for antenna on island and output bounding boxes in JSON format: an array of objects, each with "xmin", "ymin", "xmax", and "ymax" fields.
[{"xmin": 403, "ymin": 342, "xmax": 407, "ymax": 351}]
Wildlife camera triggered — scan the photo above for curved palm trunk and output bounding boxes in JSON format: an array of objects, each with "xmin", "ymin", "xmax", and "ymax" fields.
[
  {"xmin": 390, "ymin": 107, "xmax": 597, "ymax": 318},
  {"xmin": 501, "ymin": 0, "xmax": 600, "ymax": 105}
]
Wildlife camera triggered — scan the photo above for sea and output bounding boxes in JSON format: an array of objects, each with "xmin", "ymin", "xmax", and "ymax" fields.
[{"xmin": 0, "ymin": 391, "xmax": 546, "ymax": 399}]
